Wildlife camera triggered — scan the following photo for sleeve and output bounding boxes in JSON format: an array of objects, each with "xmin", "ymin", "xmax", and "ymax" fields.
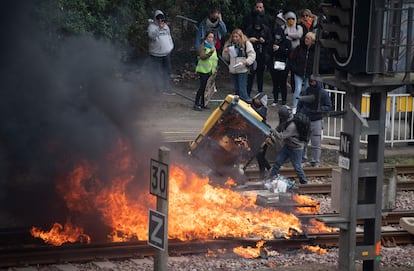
[
  {"xmin": 218, "ymin": 20, "xmax": 227, "ymax": 38},
  {"xmin": 319, "ymin": 89, "xmax": 333, "ymax": 111},
  {"xmin": 198, "ymin": 45, "xmax": 210, "ymax": 60},
  {"xmin": 274, "ymin": 122, "xmax": 297, "ymax": 140},
  {"xmin": 221, "ymin": 42, "xmax": 230, "ymax": 62},
  {"xmin": 245, "ymin": 41, "xmax": 256, "ymax": 66},
  {"xmin": 290, "ymin": 25, "xmax": 303, "ymax": 40},
  {"xmin": 148, "ymin": 24, "xmax": 159, "ymax": 40},
  {"xmin": 195, "ymin": 23, "xmax": 205, "ymax": 49}
]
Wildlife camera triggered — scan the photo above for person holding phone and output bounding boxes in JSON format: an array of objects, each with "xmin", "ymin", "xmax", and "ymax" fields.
[{"xmin": 148, "ymin": 9, "xmax": 175, "ymax": 95}]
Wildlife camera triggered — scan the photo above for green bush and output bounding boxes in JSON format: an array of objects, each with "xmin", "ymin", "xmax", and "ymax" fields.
[{"xmin": 35, "ymin": 0, "xmax": 320, "ymax": 59}]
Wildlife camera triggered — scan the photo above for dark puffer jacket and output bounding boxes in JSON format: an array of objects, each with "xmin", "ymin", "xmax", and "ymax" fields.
[{"xmin": 290, "ymin": 41, "xmax": 315, "ymax": 78}]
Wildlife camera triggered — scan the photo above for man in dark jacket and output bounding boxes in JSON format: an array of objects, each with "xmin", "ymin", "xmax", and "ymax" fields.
[
  {"xmin": 245, "ymin": 15, "xmax": 272, "ymax": 96},
  {"xmin": 290, "ymin": 31, "xmax": 316, "ymax": 111},
  {"xmin": 268, "ymin": 105, "xmax": 308, "ymax": 184},
  {"xmin": 242, "ymin": 0, "xmax": 271, "ymax": 31},
  {"xmin": 297, "ymin": 75, "xmax": 332, "ymax": 167}
]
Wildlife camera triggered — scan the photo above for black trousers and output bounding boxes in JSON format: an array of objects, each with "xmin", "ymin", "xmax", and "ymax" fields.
[{"xmin": 195, "ymin": 72, "xmax": 210, "ymax": 107}]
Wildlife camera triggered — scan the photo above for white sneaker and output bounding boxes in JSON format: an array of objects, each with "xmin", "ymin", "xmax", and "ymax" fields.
[
  {"xmin": 271, "ymin": 102, "xmax": 277, "ymax": 107},
  {"xmin": 292, "ymin": 107, "xmax": 297, "ymax": 114}
]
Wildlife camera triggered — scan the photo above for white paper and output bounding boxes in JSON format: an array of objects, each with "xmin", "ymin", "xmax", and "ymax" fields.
[
  {"xmin": 274, "ymin": 61, "xmax": 286, "ymax": 70},
  {"xmin": 228, "ymin": 45, "xmax": 237, "ymax": 58},
  {"xmin": 233, "ymin": 62, "xmax": 243, "ymax": 68}
]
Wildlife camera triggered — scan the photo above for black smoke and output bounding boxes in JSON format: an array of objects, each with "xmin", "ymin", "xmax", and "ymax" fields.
[{"xmin": 0, "ymin": 2, "xmax": 160, "ymax": 228}]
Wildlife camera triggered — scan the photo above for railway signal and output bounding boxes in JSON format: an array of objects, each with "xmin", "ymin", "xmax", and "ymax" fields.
[{"xmin": 319, "ymin": 0, "xmax": 371, "ymax": 72}]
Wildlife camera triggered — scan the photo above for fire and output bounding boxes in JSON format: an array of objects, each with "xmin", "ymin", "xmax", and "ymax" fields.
[
  {"xmin": 168, "ymin": 166, "xmax": 302, "ymax": 240},
  {"xmin": 292, "ymin": 194, "xmax": 320, "ymax": 214},
  {"xmin": 233, "ymin": 240, "xmax": 280, "ymax": 259},
  {"xmin": 302, "ymin": 245, "xmax": 327, "ymax": 254},
  {"xmin": 32, "ymin": 139, "xmax": 309, "ymax": 245},
  {"xmin": 30, "ymin": 219, "xmax": 91, "ymax": 246},
  {"xmin": 233, "ymin": 240, "xmax": 266, "ymax": 259},
  {"xmin": 307, "ymin": 218, "xmax": 339, "ymax": 233}
]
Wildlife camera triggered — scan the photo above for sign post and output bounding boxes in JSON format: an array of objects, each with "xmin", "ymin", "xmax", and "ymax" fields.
[{"xmin": 148, "ymin": 146, "xmax": 170, "ymax": 271}]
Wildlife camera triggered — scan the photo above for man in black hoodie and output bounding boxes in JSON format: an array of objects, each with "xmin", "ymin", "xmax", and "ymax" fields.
[{"xmin": 242, "ymin": 1, "xmax": 271, "ymax": 31}]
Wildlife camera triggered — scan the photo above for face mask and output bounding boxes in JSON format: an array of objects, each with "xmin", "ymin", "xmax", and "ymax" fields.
[
  {"xmin": 287, "ymin": 18, "xmax": 295, "ymax": 26},
  {"xmin": 210, "ymin": 17, "xmax": 218, "ymax": 23}
]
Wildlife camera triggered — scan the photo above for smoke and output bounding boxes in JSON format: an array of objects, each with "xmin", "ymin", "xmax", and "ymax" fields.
[{"xmin": 0, "ymin": 2, "xmax": 161, "ymax": 226}]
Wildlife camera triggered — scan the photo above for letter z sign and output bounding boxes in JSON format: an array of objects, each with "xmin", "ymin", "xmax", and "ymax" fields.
[{"xmin": 148, "ymin": 209, "xmax": 167, "ymax": 251}]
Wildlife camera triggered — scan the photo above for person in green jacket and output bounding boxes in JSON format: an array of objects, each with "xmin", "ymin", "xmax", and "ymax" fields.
[{"xmin": 194, "ymin": 31, "xmax": 218, "ymax": 111}]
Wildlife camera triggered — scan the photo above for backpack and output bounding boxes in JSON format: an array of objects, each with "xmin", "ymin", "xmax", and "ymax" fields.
[{"xmin": 289, "ymin": 112, "xmax": 311, "ymax": 142}]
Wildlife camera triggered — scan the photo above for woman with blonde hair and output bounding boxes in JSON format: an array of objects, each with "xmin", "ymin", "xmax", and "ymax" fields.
[{"xmin": 222, "ymin": 28, "xmax": 256, "ymax": 102}]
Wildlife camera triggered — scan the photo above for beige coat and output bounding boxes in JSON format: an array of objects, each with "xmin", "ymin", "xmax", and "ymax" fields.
[{"xmin": 222, "ymin": 40, "xmax": 256, "ymax": 74}]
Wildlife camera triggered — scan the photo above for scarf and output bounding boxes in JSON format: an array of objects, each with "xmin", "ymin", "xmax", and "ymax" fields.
[
  {"xmin": 301, "ymin": 17, "xmax": 313, "ymax": 31},
  {"xmin": 204, "ymin": 40, "xmax": 213, "ymax": 49},
  {"xmin": 205, "ymin": 18, "xmax": 219, "ymax": 31}
]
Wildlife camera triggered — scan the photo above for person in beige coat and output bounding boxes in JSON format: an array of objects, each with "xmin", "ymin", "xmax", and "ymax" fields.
[{"xmin": 222, "ymin": 28, "xmax": 256, "ymax": 102}]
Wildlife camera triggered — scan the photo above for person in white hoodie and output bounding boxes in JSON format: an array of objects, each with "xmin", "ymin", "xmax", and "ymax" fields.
[{"xmin": 148, "ymin": 10, "xmax": 175, "ymax": 95}]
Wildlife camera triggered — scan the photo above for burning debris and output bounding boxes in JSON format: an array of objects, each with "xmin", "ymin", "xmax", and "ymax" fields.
[
  {"xmin": 189, "ymin": 95, "xmax": 271, "ymax": 183},
  {"xmin": 30, "ymin": 220, "xmax": 91, "ymax": 246}
]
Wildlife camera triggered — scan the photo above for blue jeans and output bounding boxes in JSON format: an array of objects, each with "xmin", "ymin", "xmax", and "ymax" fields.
[
  {"xmin": 293, "ymin": 74, "xmax": 310, "ymax": 108},
  {"xmin": 232, "ymin": 72, "xmax": 250, "ymax": 101},
  {"xmin": 269, "ymin": 145, "xmax": 308, "ymax": 184}
]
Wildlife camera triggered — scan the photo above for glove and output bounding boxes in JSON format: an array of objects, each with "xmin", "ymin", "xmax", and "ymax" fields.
[{"xmin": 265, "ymin": 132, "xmax": 276, "ymax": 146}]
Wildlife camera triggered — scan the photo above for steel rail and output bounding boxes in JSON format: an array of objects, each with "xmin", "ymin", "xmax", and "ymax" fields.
[
  {"xmin": 245, "ymin": 164, "xmax": 414, "ymax": 179},
  {"xmin": 1, "ymin": 229, "xmax": 413, "ymax": 268},
  {"xmin": 298, "ymin": 211, "xmax": 414, "ymax": 226}
]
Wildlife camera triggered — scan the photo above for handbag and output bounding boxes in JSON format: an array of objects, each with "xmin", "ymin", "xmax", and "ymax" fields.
[{"xmin": 274, "ymin": 61, "xmax": 286, "ymax": 70}]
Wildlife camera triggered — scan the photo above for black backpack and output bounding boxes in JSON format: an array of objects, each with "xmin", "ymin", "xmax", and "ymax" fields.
[{"xmin": 290, "ymin": 112, "xmax": 311, "ymax": 142}]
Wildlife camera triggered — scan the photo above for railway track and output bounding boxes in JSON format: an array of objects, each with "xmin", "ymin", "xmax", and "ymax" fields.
[
  {"xmin": 1, "ymin": 165, "xmax": 413, "ymax": 268},
  {"xmin": 1, "ymin": 211, "xmax": 414, "ymax": 268},
  {"xmin": 243, "ymin": 165, "xmax": 414, "ymax": 194},
  {"xmin": 1, "ymin": 229, "xmax": 413, "ymax": 268}
]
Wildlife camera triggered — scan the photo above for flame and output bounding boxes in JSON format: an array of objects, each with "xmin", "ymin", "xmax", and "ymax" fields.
[
  {"xmin": 30, "ymin": 219, "xmax": 91, "ymax": 246},
  {"xmin": 307, "ymin": 218, "xmax": 339, "ymax": 233},
  {"xmin": 224, "ymin": 178, "xmax": 237, "ymax": 187},
  {"xmin": 31, "ymin": 139, "xmax": 315, "ymax": 245},
  {"xmin": 168, "ymin": 166, "xmax": 302, "ymax": 240},
  {"xmin": 233, "ymin": 240, "xmax": 265, "ymax": 259},
  {"xmin": 302, "ymin": 245, "xmax": 327, "ymax": 254},
  {"xmin": 292, "ymin": 194, "xmax": 320, "ymax": 214}
]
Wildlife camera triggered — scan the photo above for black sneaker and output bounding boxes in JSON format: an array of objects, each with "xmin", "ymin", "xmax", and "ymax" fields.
[
  {"xmin": 193, "ymin": 105, "xmax": 202, "ymax": 111},
  {"xmin": 202, "ymin": 105, "xmax": 210, "ymax": 109}
]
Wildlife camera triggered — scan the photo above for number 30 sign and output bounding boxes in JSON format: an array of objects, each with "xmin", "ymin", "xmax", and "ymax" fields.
[{"xmin": 150, "ymin": 159, "xmax": 169, "ymax": 200}]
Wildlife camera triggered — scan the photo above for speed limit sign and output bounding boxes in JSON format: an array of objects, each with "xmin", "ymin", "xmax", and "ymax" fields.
[{"xmin": 150, "ymin": 159, "xmax": 169, "ymax": 200}]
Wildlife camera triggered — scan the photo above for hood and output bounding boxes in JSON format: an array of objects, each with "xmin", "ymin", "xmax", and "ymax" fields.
[
  {"xmin": 253, "ymin": 92, "xmax": 268, "ymax": 108},
  {"xmin": 154, "ymin": 10, "xmax": 165, "ymax": 21},
  {"xmin": 276, "ymin": 12, "xmax": 287, "ymax": 24},
  {"xmin": 283, "ymin": 11, "xmax": 297, "ymax": 21}
]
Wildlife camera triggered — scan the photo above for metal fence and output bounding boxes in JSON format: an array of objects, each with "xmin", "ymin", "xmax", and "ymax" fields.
[{"xmin": 324, "ymin": 88, "xmax": 414, "ymax": 147}]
